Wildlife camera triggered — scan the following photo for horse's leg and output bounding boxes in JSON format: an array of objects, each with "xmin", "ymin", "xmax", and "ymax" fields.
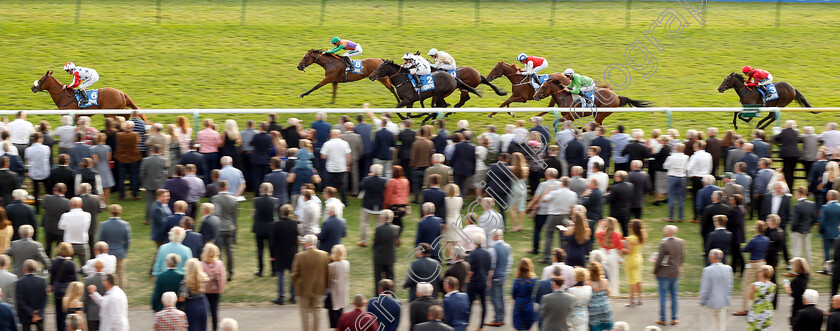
[
  {"xmin": 732, "ymin": 112, "xmax": 739, "ymax": 130},
  {"xmin": 378, "ymin": 78, "xmax": 401, "ymax": 102},
  {"xmin": 331, "ymin": 82, "xmax": 338, "ymax": 104},
  {"xmin": 454, "ymin": 91, "xmax": 469, "ymax": 108},
  {"xmin": 299, "ymin": 78, "xmax": 331, "ymax": 98},
  {"xmin": 757, "ymin": 113, "xmax": 775, "ymax": 130}
]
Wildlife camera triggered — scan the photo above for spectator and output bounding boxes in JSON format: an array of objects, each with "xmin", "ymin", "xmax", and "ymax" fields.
[
  {"xmin": 753, "ymin": 158, "xmax": 775, "ymax": 218},
  {"xmin": 528, "ymin": 168, "xmax": 559, "ymax": 255},
  {"xmin": 734, "ymin": 162, "xmax": 753, "ymax": 208},
  {"xmin": 97, "ymin": 204, "xmax": 130, "ymax": 286},
  {"xmin": 58, "ymin": 197, "xmax": 91, "ymax": 266},
  {"xmin": 627, "ymin": 160, "xmax": 651, "ymax": 219},
  {"xmin": 383, "ymin": 165, "xmax": 410, "ymax": 233},
  {"xmin": 409, "ymin": 125, "xmax": 434, "ymax": 201},
  {"xmin": 178, "ymin": 258, "xmax": 209, "ymax": 331},
  {"xmin": 701, "ymin": 191, "xmax": 730, "ymax": 251},
  {"xmin": 721, "ymin": 172, "xmax": 744, "ymax": 203},
  {"xmin": 791, "ymin": 186, "xmax": 818, "ymax": 262},
  {"xmin": 218, "ymin": 157, "xmax": 245, "ymax": 197},
  {"xmin": 152, "ymin": 253, "xmax": 184, "ymax": 312},
  {"xmin": 785, "ymin": 257, "xmax": 810, "ymax": 324},
  {"xmin": 339, "ymin": 122, "xmax": 363, "ymax": 196},
  {"xmin": 263, "ymin": 157, "xmax": 290, "ymax": 205},
  {"xmin": 541, "ymin": 177, "xmax": 577, "ymax": 263},
  {"xmin": 141, "ymin": 144, "xmax": 171, "ymax": 224},
  {"xmin": 55, "ymin": 115, "xmax": 76, "ymax": 154},
  {"xmin": 373, "ymin": 117, "xmax": 396, "ymax": 179},
  {"xmin": 424, "ymin": 154, "xmax": 453, "ymax": 190},
  {"xmin": 183, "ymin": 164, "xmax": 206, "ymax": 219},
  {"xmin": 372, "ymin": 209, "xmax": 399, "ymax": 295},
  {"xmin": 752, "ymin": 129, "xmax": 771, "ymax": 158},
  {"xmin": 699, "ymin": 249, "xmax": 733, "ymax": 331},
  {"xmin": 607, "ymin": 171, "xmax": 634, "ymax": 235},
  {"xmin": 197, "ymin": 119, "xmax": 223, "ymax": 174},
  {"xmin": 5, "ymin": 225, "xmax": 50, "ymax": 277},
  {"xmin": 198, "ymin": 203, "xmax": 221, "ymax": 245},
  {"xmin": 775, "ymin": 120, "xmax": 802, "ymax": 189},
  {"xmin": 167, "ymin": 124, "xmax": 183, "ymax": 166},
  {"xmin": 0, "ymin": 255, "xmax": 15, "ymax": 307},
  {"xmin": 153, "ymin": 291, "xmax": 188, "ymax": 331},
  {"xmin": 792, "ymin": 289, "xmax": 824, "ymax": 331},
  {"xmin": 591, "ymin": 126, "xmax": 612, "ymax": 170},
  {"xmin": 421, "ymin": 174, "xmax": 446, "ymax": 219},
  {"xmin": 81, "ymin": 241, "xmax": 116, "ymax": 277},
  {"xmin": 51, "ymin": 242, "xmax": 78, "ymax": 330},
  {"xmin": 611, "ymin": 125, "xmax": 631, "ymax": 171},
  {"xmin": 586, "ymin": 146, "xmax": 604, "ymax": 177},
  {"xmin": 819, "ymin": 190, "xmax": 840, "ymax": 274},
  {"xmin": 404, "ymin": 243, "xmax": 439, "ymax": 301},
  {"xmin": 252, "ymin": 182, "xmax": 277, "ymax": 277},
  {"xmin": 725, "ymin": 139, "xmax": 746, "ymax": 173},
  {"xmin": 0, "ymin": 209, "xmax": 12, "ymax": 253},
  {"xmin": 357, "ymin": 164, "xmax": 386, "ymax": 247},
  {"xmin": 596, "ymin": 218, "xmax": 624, "ymax": 295},
  {"xmin": 327, "ymin": 245, "xmax": 350, "ymax": 329},
  {"xmin": 466, "ymin": 232, "xmax": 492, "ymax": 330},
  {"xmin": 507, "ymin": 152, "xmax": 529, "ymax": 232},
  {"xmin": 539, "ymin": 274, "xmax": 574, "ymax": 331},
  {"xmin": 588, "ymin": 262, "xmax": 614, "ymax": 331},
  {"xmin": 60, "ymin": 281, "xmax": 85, "ymax": 331},
  {"xmin": 180, "ymin": 217, "xmax": 203, "ymax": 259},
  {"xmin": 664, "ymin": 143, "xmax": 689, "ymax": 222},
  {"xmin": 451, "ymin": 133, "xmax": 476, "ymax": 197},
  {"xmin": 6, "ymin": 189, "xmax": 36, "ymax": 241},
  {"xmin": 416, "ymin": 202, "xmax": 443, "ymax": 250},
  {"xmin": 510, "ymin": 258, "xmax": 537, "ymax": 331},
  {"xmin": 746, "ymin": 265, "xmax": 777, "ymax": 330},
  {"xmin": 152, "ymin": 227, "xmax": 192, "ymax": 276},
  {"xmin": 321, "ymin": 129, "xmax": 351, "ymax": 203},
  {"xmin": 820, "ymin": 123, "xmax": 840, "ymax": 158},
  {"xmin": 79, "ymin": 183, "xmax": 102, "ymax": 252},
  {"xmin": 337, "ymin": 294, "xmax": 379, "ymax": 331},
  {"xmin": 69, "ymin": 132, "xmax": 93, "ymax": 171},
  {"xmin": 487, "ymin": 231, "xmax": 512, "ymax": 327},
  {"xmin": 317, "ymin": 204, "xmax": 346, "ymax": 254},
  {"xmin": 705, "ymin": 215, "xmax": 733, "ymax": 265},
  {"xmin": 368, "ymin": 279, "xmax": 402, "ymax": 331},
  {"xmin": 179, "ymin": 143, "xmax": 207, "ymax": 184},
  {"xmin": 696, "ymin": 174, "xmax": 722, "ymax": 226},
  {"xmin": 409, "ymin": 282, "xmax": 440, "ymax": 330},
  {"xmin": 687, "ymin": 140, "xmax": 713, "ymax": 222},
  {"xmin": 623, "ymin": 219, "xmax": 645, "ymax": 306},
  {"xmin": 800, "ymin": 126, "xmax": 819, "ymax": 180},
  {"xmin": 735, "ymin": 221, "xmax": 770, "ymax": 316},
  {"xmin": 25, "ymin": 132, "xmax": 51, "ymax": 213},
  {"xmin": 49, "ymin": 154, "xmax": 76, "ymax": 200},
  {"xmin": 442, "ymin": 276, "xmax": 470, "ymax": 331},
  {"xmin": 562, "ymin": 212, "xmax": 591, "ymax": 267},
  {"xmin": 292, "ymin": 234, "xmax": 330, "ymax": 331},
  {"xmin": 17, "ymin": 259, "xmax": 48, "ymax": 331},
  {"xmin": 567, "ymin": 267, "xmax": 593, "ymax": 331},
  {"xmin": 211, "ymin": 180, "xmax": 237, "ymax": 281},
  {"xmin": 82, "ymin": 260, "xmax": 105, "ymax": 331},
  {"xmin": 653, "ymin": 225, "xmax": 685, "ymax": 326},
  {"xmin": 582, "ymin": 177, "xmax": 604, "ymax": 224},
  {"xmin": 114, "ymin": 121, "xmax": 142, "ymax": 200},
  {"xmin": 765, "ymin": 214, "xmax": 787, "ymax": 306},
  {"xmin": 827, "ymin": 295, "xmax": 840, "ymax": 331}
]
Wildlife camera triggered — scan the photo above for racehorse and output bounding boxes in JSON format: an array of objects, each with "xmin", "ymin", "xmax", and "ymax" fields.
[
  {"xmin": 718, "ymin": 72, "xmax": 812, "ymax": 129},
  {"xmin": 369, "ymin": 60, "xmax": 481, "ymax": 123},
  {"xmin": 533, "ymin": 78, "xmax": 653, "ymax": 124},
  {"xmin": 297, "ymin": 49, "xmax": 399, "ymax": 103},
  {"xmin": 484, "ymin": 61, "xmax": 569, "ymax": 117},
  {"xmin": 30, "ymin": 70, "xmax": 149, "ymax": 122},
  {"xmin": 431, "ymin": 66, "xmax": 506, "ymax": 107}
]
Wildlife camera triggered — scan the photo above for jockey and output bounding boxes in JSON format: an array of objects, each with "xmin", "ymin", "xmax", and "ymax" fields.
[
  {"xmin": 402, "ymin": 52, "xmax": 432, "ymax": 90},
  {"xmin": 742, "ymin": 66, "xmax": 773, "ymax": 96},
  {"xmin": 327, "ymin": 37, "xmax": 363, "ymax": 68},
  {"xmin": 563, "ymin": 68, "xmax": 596, "ymax": 107},
  {"xmin": 517, "ymin": 53, "xmax": 548, "ymax": 89},
  {"xmin": 428, "ymin": 48, "xmax": 456, "ymax": 71},
  {"xmin": 63, "ymin": 62, "xmax": 99, "ymax": 104}
]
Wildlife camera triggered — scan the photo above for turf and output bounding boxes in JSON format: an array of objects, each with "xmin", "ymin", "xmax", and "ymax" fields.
[{"xmin": 1, "ymin": 0, "xmax": 839, "ymax": 306}]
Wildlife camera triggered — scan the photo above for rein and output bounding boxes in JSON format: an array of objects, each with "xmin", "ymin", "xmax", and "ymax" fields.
[{"xmin": 38, "ymin": 77, "xmax": 76, "ymax": 107}]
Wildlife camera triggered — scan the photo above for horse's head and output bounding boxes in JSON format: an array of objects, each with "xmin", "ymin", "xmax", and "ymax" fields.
[
  {"xmin": 486, "ymin": 61, "xmax": 516, "ymax": 82},
  {"xmin": 534, "ymin": 79, "xmax": 562, "ymax": 101},
  {"xmin": 718, "ymin": 72, "xmax": 743, "ymax": 93},
  {"xmin": 369, "ymin": 60, "xmax": 399, "ymax": 81},
  {"xmin": 297, "ymin": 49, "xmax": 323, "ymax": 71},
  {"xmin": 31, "ymin": 70, "xmax": 54, "ymax": 93}
]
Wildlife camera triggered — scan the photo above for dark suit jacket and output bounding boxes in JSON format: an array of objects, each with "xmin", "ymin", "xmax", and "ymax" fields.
[
  {"xmin": 760, "ymin": 193, "xmax": 792, "ymax": 228},
  {"xmin": 82, "ymin": 273, "xmax": 106, "ymax": 322},
  {"xmin": 15, "ymin": 273, "xmax": 47, "ymax": 324},
  {"xmin": 250, "ymin": 132, "xmax": 273, "ymax": 165},
  {"xmin": 827, "ymin": 309, "xmax": 840, "ymax": 331},
  {"xmin": 443, "ymin": 261, "xmax": 470, "ymax": 293},
  {"xmin": 367, "ymin": 295, "xmax": 402, "ymax": 331},
  {"xmin": 253, "ymin": 195, "xmax": 278, "ymax": 234},
  {"xmin": 409, "ymin": 296, "xmax": 441, "ymax": 330},
  {"xmin": 317, "ymin": 216, "xmax": 346, "ymax": 254},
  {"xmin": 182, "ymin": 230, "xmax": 204, "ymax": 258},
  {"xmin": 416, "ymin": 216, "xmax": 443, "ymax": 247},
  {"xmin": 696, "ymin": 185, "xmax": 723, "ymax": 215},
  {"xmin": 583, "ymin": 188, "xmax": 604, "ymax": 221},
  {"xmin": 451, "ymin": 142, "xmax": 476, "ymax": 177},
  {"xmin": 398, "ymin": 129, "xmax": 416, "ymax": 161},
  {"xmin": 48, "ymin": 166, "xmax": 76, "ymax": 199},
  {"xmin": 414, "ymin": 320, "xmax": 454, "ymax": 331},
  {"xmin": 534, "ymin": 279, "xmax": 553, "ymax": 303},
  {"xmin": 626, "ymin": 170, "xmax": 650, "ymax": 209},
  {"xmin": 701, "ymin": 202, "xmax": 731, "ymax": 242},
  {"xmin": 540, "ymin": 290, "xmax": 574, "ymax": 331},
  {"xmin": 151, "ymin": 268, "xmax": 184, "ymax": 311},
  {"xmin": 591, "ymin": 136, "xmax": 612, "ymax": 166},
  {"xmin": 404, "ymin": 257, "xmax": 441, "ymax": 301},
  {"xmin": 0, "ymin": 170, "xmax": 19, "ymax": 206},
  {"xmin": 6, "ymin": 201, "xmax": 36, "ymax": 241},
  {"xmin": 42, "ymin": 194, "xmax": 70, "ymax": 236},
  {"xmin": 0, "ymin": 301, "xmax": 16, "ymax": 330},
  {"xmin": 654, "ymin": 237, "xmax": 685, "ymax": 278},
  {"xmin": 270, "ymin": 217, "xmax": 298, "ymax": 271},
  {"xmin": 705, "ymin": 229, "xmax": 733, "ymax": 263},
  {"xmin": 650, "ymin": 144, "xmax": 672, "ymax": 172},
  {"xmin": 163, "ymin": 177, "xmax": 191, "ymax": 212},
  {"xmin": 776, "ymin": 128, "xmax": 802, "ymax": 158},
  {"xmin": 792, "ymin": 305, "xmax": 824, "ymax": 331},
  {"xmin": 564, "ymin": 139, "xmax": 586, "ymax": 169},
  {"xmin": 81, "ymin": 193, "xmax": 101, "ymax": 243},
  {"xmin": 199, "ymin": 214, "xmax": 221, "ymax": 244},
  {"xmin": 766, "ymin": 226, "xmax": 787, "ymax": 265},
  {"xmin": 484, "ymin": 162, "xmax": 511, "ymax": 204},
  {"xmin": 151, "ymin": 201, "xmax": 172, "ymax": 242},
  {"xmin": 140, "ymin": 155, "xmax": 169, "ymax": 191},
  {"xmin": 373, "ymin": 223, "xmax": 400, "ymax": 265},
  {"xmin": 263, "ymin": 170, "xmax": 290, "ymax": 205},
  {"xmin": 421, "ymin": 188, "xmax": 446, "ymax": 218},
  {"xmin": 178, "ymin": 151, "xmax": 207, "ymax": 180},
  {"xmin": 442, "ymin": 292, "xmax": 470, "ymax": 331},
  {"xmin": 373, "ymin": 129, "xmax": 396, "ymax": 160},
  {"xmin": 360, "ymin": 176, "xmax": 387, "ymax": 211},
  {"xmin": 162, "ymin": 214, "xmax": 184, "ymax": 242},
  {"xmin": 621, "ymin": 140, "xmax": 649, "ymax": 163},
  {"xmin": 792, "ymin": 199, "xmax": 819, "ymax": 235},
  {"xmin": 607, "ymin": 181, "xmax": 633, "ymax": 217}
]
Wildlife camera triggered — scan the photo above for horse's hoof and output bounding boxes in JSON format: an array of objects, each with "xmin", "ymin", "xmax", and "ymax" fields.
[
  {"xmin": 487, "ymin": 115, "xmax": 493, "ymax": 118},
  {"xmin": 298, "ymin": 94, "xmax": 305, "ymax": 98}
]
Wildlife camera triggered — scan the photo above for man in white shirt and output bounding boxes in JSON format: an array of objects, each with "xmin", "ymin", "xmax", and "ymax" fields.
[
  {"xmin": 300, "ymin": 191, "xmax": 321, "ymax": 236},
  {"xmin": 321, "ymin": 129, "xmax": 352, "ymax": 204},
  {"xmin": 24, "ymin": 132, "xmax": 51, "ymax": 213},
  {"xmin": 819, "ymin": 122, "xmax": 840, "ymax": 157},
  {"xmin": 478, "ymin": 198, "xmax": 504, "ymax": 248},
  {"xmin": 58, "ymin": 197, "xmax": 91, "ymax": 266},
  {"xmin": 540, "ymin": 177, "xmax": 578, "ymax": 263},
  {"xmin": 81, "ymin": 241, "xmax": 117, "ymax": 276},
  {"xmin": 8, "ymin": 111, "xmax": 34, "ymax": 156},
  {"xmin": 529, "ymin": 168, "xmax": 559, "ymax": 254},
  {"xmin": 321, "ymin": 186, "xmax": 345, "ymax": 223},
  {"xmin": 587, "ymin": 146, "xmax": 604, "ymax": 177},
  {"xmin": 458, "ymin": 213, "xmax": 485, "ymax": 253},
  {"xmin": 541, "ymin": 248, "xmax": 575, "ymax": 289},
  {"xmin": 54, "ymin": 115, "xmax": 76, "ymax": 154},
  {"xmin": 664, "ymin": 143, "xmax": 690, "ymax": 222},
  {"xmin": 366, "ymin": 110, "xmax": 399, "ymax": 135},
  {"xmin": 687, "ymin": 140, "xmax": 714, "ymax": 221},
  {"xmin": 88, "ymin": 274, "xmax": 129, "ymax": 331}
]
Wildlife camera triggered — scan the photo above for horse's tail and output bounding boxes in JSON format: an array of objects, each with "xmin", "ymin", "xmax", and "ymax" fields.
[
  {"xmin": 124, "ymin": 92, "xmax": 140, "ymax": 109},
  {"xmin": 794, "ymin": 89, "xmax": 812, "ymax": 107},
  {"xmin": 618, "ymin": 96, "xmax": 653, "ymax": 107},
  {"xmin": 480, "ymin": 75, "xmax": 507, "ymax": 96},
  {"xmin": 456, "ymin": 78, "xmax": 482, "ymax": 97}
]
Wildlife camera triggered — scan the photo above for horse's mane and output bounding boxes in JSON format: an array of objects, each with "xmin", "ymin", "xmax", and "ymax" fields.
[
  {"xmin": 309, "ymin": 49, "xmax": 326, "ymax": 54},
  {"xmin": 730, "ymin": 72, "xmax": 746, "ymax": 82},
  {"xmin": 382, "ymin": 59, "xmax": 395, "ymax": 65},
  {"xmin": 497, "ymin": 60, "xmax": 520, "ymax": 70},
  {"xmin": 597, "ymin": 84, "xmax": 612, "ymax": 90}
]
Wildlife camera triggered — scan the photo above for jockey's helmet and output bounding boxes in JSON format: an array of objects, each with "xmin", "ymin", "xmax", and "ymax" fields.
[
  {"xmin": 63, "ymin": 62, "xmax": 76, "ymax": 72},
  {"xmin": 517, "ymin": 53, "xmax": 527, "ymax": 62},
  {"xmin": 330, "ymin": 36, "xmax": 340, "ymax": 44},
  {"xmin": 402, "ymin": 52, "xmax": 414, "ymax": 60},
  {"xmin": 428, "ymin": 48, "xmax": 438, "ymax": 57},
  {"xmin": 563, "ymin": 68, "xmax": 575, "ymax": 77},
  {"xmin": 741, "ymin": 66, "xmax": 753, "ymax": 74}
]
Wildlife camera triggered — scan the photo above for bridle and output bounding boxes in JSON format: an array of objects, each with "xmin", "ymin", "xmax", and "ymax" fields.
[
  {"xmin": 373, "ymin": 64, "xmax": 413, "ymax": 89},
  {"xmin": 34, "ymin": 74, "xmax": 76, "ymax": 107}
]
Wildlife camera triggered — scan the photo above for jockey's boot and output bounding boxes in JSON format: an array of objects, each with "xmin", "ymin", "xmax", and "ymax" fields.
[
  {"xmin": 343, "ymin": 56, "xmax": 352, "ymax": 69},
  {"xmin": 530, "ymin": 74, "xmax": 539, "ymax": 89},
  {"xmin": 758, "ymin": 85, "xmax": 770, "ymax": 97},
  {"xmin": 77, "ymin": 88, "xmax": 89, "ymax": 104},
  {"xmin": 412, "ymin": 74, "xmax": 421, "ymax": 90},
  {"xmin": 581, "ymin": 92, "xmax": 594, "ymax": 107}
]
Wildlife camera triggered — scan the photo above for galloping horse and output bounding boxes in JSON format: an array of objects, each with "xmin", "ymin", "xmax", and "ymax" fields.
[
  {"xmin": 484, "ymin": 61, "xmax": 569, "ymax": 117},
  {"xmin": 718, "ymin": 72, "xmax": 812, "ymax": 129},
  {"xmin": 431, "ymin": 66, "xmax": 506, "ymax": 107},
  {"xmin": 533, "ymin": 78, "xmax": 653, "ymax": 124},
  {"xmin": 30, "ymin": 70, "xmax": 148, "ymax": 122},
  {"xmin": 297, "ymin": 49, "xmax": 399, "ymax": 103}
]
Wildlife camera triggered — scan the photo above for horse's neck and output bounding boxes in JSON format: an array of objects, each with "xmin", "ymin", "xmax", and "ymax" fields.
[
  {"xmin": 316, "ymin": 54, "xmax": 341, "ymax": 69},
  {"xmin": 734, "ymin": 81, "xmax": 759, "ymax": 103},
  {"xmin": 46, "ymin": 79, "xmax": 72, "ymax": 108},
  {"xmin": 504, "ymin": 68, "xmax": 525, "ymax": 82}
]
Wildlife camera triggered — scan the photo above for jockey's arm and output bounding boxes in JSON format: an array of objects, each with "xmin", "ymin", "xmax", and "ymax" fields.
[
  {"xmin": 326, "ymin": 44, "xmax": 345, "ymax": 54},
  {"xmin": 522, "ymin": 61, "xmax": 534, "ymax": 74},
  {"xmin": 567, "ymin": 76, "xmax": 581, "ymax": 94},
  {"xmin": 67, "ymin": 72, "xmax": 82, "ymax": 89}
]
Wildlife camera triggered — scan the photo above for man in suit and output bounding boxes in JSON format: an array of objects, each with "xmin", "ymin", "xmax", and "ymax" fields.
[
  {"xmin": 404, "ymin": 243, "xmax": 440, "ymax": 302},
  {"xmin": 80, "ymin": 242, "xmax": 117, "ymax": 277},
  {"xmin": 163, "ymin": 165, "xmax": 191, "ymax": 213},
  {"xmin": 409, "ymin": 282, "xmax": 441, "ymax": 330},
  {"xmin": 150, "ymin": 189, "xmax": 172, "ymax": 255},
  {"xmin": 487, "ymin": 231, "xmax": 512, "ymax": 327},
  {"xmin": 16, "ymin": 259, "xmax": 47, "ymax": 331},
  {"xmin": 82, "ymin": 260, "xmax": 106, "ymax": 331},
  {"xmin": 701, "ymin": 191, "xmax": 731, "ymax": 250},
  {"xmin": 421, "ymin": 175, "xmax": 446, "ymax": 219},
  {"xmin": 539, "ymin": 275, "xmax": 574, "ymax": 331},
  {"xmin": 792, "ymin": 290, "xmax": 824, "ymax": 331},
  {"xmin": 705, "ymin": 215, "xmax": 733, "ymax": 265},
  {"xmin": 269, "ymin": 204, "xmax": 298, "ymax": 305},
  {"xmin": 263, "ymin": 157, "xmax": 290, "ymax": 206},
  {"xmin": 212, "ymin": 180, "xmax": 238, "ymax": 281},
  {"xmin": 423, "ymin": 154, "xmax": 453, "ymax": 190},
  {"xmin": 180, "ymin": 217, "xmax": 204, "ymax": 259},
  {"xmin": 42, "ymin": 183, "xmax": 70, "ymax": 257},
  {"xmin": 466, "ymin": 232, "xmax": 492, "ymax": 330},
  {"xmin": 791, "ymin": 186, "xmax": 819, "ymax": 262},
  {"xmin": 809, "ymin": 151, "xmax": 829, "ymax": 206},
  {"xmin": 529, "ymin": 168, "xmax": 559, "ymax": 255},
  {"xmin": 483, "ymin": 153, "xmax": 512, "ymax": 216},
  {"xmin": 721, "ymin": 172, "xmax": 744, "ymax": 204},
  {"xmin": 397, "ymin": 119, "xmax": 417, "ymax": 186},
  {"xmin": 369, "ymin": 279, "xmax": 402, "ymax": 331},
  {"xmin": 753, "ymin": 158, "xmax": 775, "ymax": 217},
  {"xmin": 451, "ymin": 133, "xmax": 476, "ymax": 197},
  {"xmin": 4, "ymin": 225, "xmax": 50, "ymax": 277},
  {"xmin": 198, "ymin": 203, "xmax": 221, "ymax": 245},
  {"xmin": 317, "ymin": 204, "xmax": 346, "ymax": 255},
  {"xmin": 695, "ymin": 174, "xmax": 722, "ymax": 224},
  {"xmin": 373, "ymin": 210, "xmax": 399, "ymax": 295},
  {"xmin": 626, "ymin": 160, "xmax": 651, "ymax": 219},
  {"xmin": 0, "ymin": 255, "xmax": 17, "ymax": 307},
  {"xmin": 761, "ymin": 182, "xmax": 793, "ymax": 228},
  {"xmin": 699, "ymin": 249, "xmax": 733, "ymax": 331},
  {"xmin": 291, "ymin": 234, "xmax": 331, "ymax": 331},
  {"xmin": 706, "ymin": 127, "xmax": 723, "ymax": 175},
  {"xmin": 607, "ymin": 170, "xmax": 634, "ymax": 235},
  {"xmin": 354, "ymin": 114, "xmax": 375, "ymax": 186},
  {"xmin": 151, "ymin": 254, "xmax": 184, "ymax": 312},
  {"xmin": 739, "ymin": 143, "xmax": 760, "ymax": 179},
  {"xmin": 6, "ymin": 189, "xmax": 36, "ymax": 241},
  {"xmin": 249, "ymin": 122, "xmax": 273, "ymax": 193},
  {"xmin": 765, "ymin": 215, "xmax": 787, "ymax": 307},
  {"xmin": 416, "ymin": 203, "xmax": 443, "ymax": 248},
  {"xmin": 183, "ymin": 164, "xmax": 205, "ymax": 219},
  {"xmin": 179, "ymin": 142, "xmax": 207, "ymax": 183},
  {"xmin": 68, "ymin": 132, "xmax": 92, "ymax": 171},
  {"xmin": 336, "ymin": 294, "xmax": 379, "ymax": 331},
  {"xmin": 98, "ymin": 204, "xmax": 131, "ymax": 288},
  {"xmin": 590, "ymin": 126, "xmax": 612, "ymax": 170},
  {"xmin": 358, "ymin": 165, "xmax": 387, "ymax": 247},
  {"xmin": 775, "ymin": 121, "xmax": 802, "ymax": 189},
  {"xmin": 415, "ymin": 305, "xmax": 453, "ymax": 331},
  {"xmin": 372, "ymin": 118, "xmax": 396, "ymax": 179},
  {"xmin": 339, "ymin": 122, "xmax": 363, "ymax": 195},
  {"xmin": 48, "ymin": 154, "xmax": 76, "ymax": 200},
  {"xmin": 725, "ymin": 139, "xmax": 746, "ymax": 173},
  {"xmin": 827, "ymin": 295, "xmax": 840, "ymax": 331},
  {"xmin": 441, "ymin": 276, "xmax": 470, "ymax": 331},
  {"xmin": 79, "ymin": 184, "xmax": 102, "ymax": 252},
  {"xmin": 141, "ymin": 144, "xmax": 170, "ymax": 225},
  {"xmin": 654, "ymin": 225, "xmax": 686, "ymax": 326},
  {"xmin": 582, "ymin": 177, "xmax": 604, "ymax": 224},
  {"xmin": 253, "ymin": 183, "xmax": 278, "ymax": 277},
  {"xmin": 819, "ymin": 191, "xmax": 840, "ymax": 274}
]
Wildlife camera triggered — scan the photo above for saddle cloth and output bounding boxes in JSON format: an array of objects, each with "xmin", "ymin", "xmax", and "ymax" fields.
[
  {"xmin": 346, "ymin": 60, "xmax": 363, "ymax": 74},
  {"xmin": 75, "ymin": 89, "xmax": 100, "ymax": 108},
  {"xmin": 758, "ymin": 83, "xmax": 779, "ymax": 102},
  {"xmin": 409, "ymin": 74, "xmax": 436, "ymax": 92},
  {"xmin": 445, "ymin": 69, "xmax": 457, "ymax": 78}
]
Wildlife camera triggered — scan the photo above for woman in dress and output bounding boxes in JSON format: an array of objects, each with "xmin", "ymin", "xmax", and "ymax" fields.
[
  {"xmin": 0, "ymin": 208, "xmax": 13, "ymax": 252},
  {"xmin": 508, "ymin": 152, "xmax": 529, "ymax": 232},
  {"xmin": 588, "ymin": 262, "xmax": 614, "ymax": 331},
  {"xmin": 511, "ymin": 257, "xmax": 537, "ymax": 331},
  {"xmin": 566, "ymin": 267, "xmax": 593, "ymax": 331},
  {"xmin": 167, "ymin": 124, "xmax": 182, "ymax": 165},
  {"xmin": 784, "ymin": 257, "xmax": 810, "ymax": 324},
  {"xmin": 747, "ymin": 265, "xmax": 776, "ymax": 331},
  {"xmin": 221, "ymin": 119, "xmax": 241, "ymax": 167},
  {"xmin": 179, "ymin": 258, "xmax": 210, "ymax": 331},
  {"xmin": 201, "ymin": 243, "xmax": 226, "ymax": 331},
  {"xmin": 443, "ymin": 184, "xmax": 463, "ymax": 241},
  {"xmin": 562, "ymin": 212, "xmax": 591, "ymax": 267},
  {"xmin": 595, "ymin": 217, "xmax": 624, "ymax": 296},
  {"xmin": 819, "ymin": 161, "xmax": 840, "ymax": 193},
  {"xmin": 176, "ymin": 116, "xmax": 193, "ymax": 152},
  {"xmin": 62, "ymin": 281, "xmax": 87, "ymax": 331},
  {"xmin": 91, "ymin": 133, "xmax": 114, "ymax": 202},
  {"xmin": 327, "ymin": 245, "xmax": 350, "ymax": 329},
  {"xmin": 623, "ymin": 219, "xmax": 646, "ymax": 306},
  {"xmin": 474, "ymin": 134, "xmax": 490, "ymax": 197},
  {"xmin": 51, "ymin": 242, "xmax": 78, "ymax": 331},
  {"xmin": 383, "ymin": 165, "xmax": 410, "ymax": 234}
]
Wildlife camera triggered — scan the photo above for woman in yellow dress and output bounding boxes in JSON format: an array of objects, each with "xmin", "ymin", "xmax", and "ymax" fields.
[{"xmin": 623, "ymin": 219, "xmax": 646, "ymax": 307}]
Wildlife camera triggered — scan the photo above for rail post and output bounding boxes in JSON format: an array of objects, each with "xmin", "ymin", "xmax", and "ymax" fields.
[
  {"xmin": 665, "ymin": 108, "xmax": 673, "ymax": 129},
  {"xmin": 75, "ymin": 0, "xmax": 82, "ymax": 25},
  {"xmin": 774, "ymin": 107, "xmax": 782, "ymax": 126},
  {"xmin": 156, "ymin": 0, "xmax": 162, "ymax": 24},
  {"xmin": 193, "ymin": 110, "xmax": 200, "ymax": 133},
  {"xmin": 320, "ymin": 0, "xmax": 327, "ymax": 26},
  {"xmin": 240, "ymin": 0, "xmax": 247, "ymax": 26}
]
